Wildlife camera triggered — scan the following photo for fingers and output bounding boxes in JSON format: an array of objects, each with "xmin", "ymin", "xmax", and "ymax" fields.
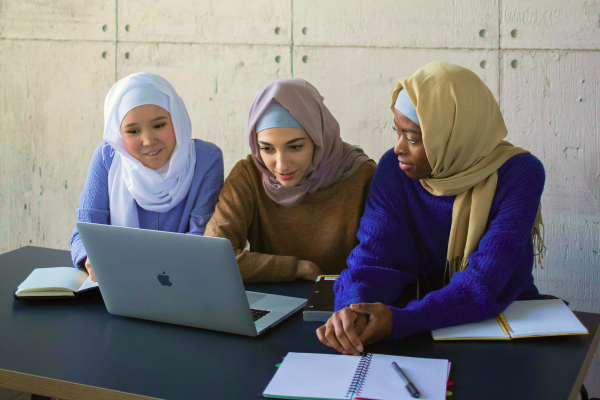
[
  {"xmin": 84, "ymin": 258, "xmax": 97, "ymax": 282},
  {"xmin": 352, "ymin": 303, "xmax": 394, "ymax": 346},
  {"xmin": 316, "ymin": 325, "xmax": 331, "ymax": 347},
  {"xmin": 350, "ymin": 303, "xmax": 380, "ymax": 315},
  {"xmin": 322, "ymin": 308, "xmax": 363, "ymax": 355}
]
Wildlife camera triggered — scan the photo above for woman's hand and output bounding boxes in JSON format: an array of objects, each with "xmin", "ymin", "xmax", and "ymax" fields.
[
  {"xmin": 83, "ymin": 257, "xmax": 97, "ymax": 282},
  {"xmin": 296, "ymin": 260, "xmax": 323, "ymax": 281},
  {"xmin": 316, "ymin": 306, "xmax": 367, "ymax": 355},
  {"xmin": 316, "ymin": 303, "xmax": 393, "ymax": 355}
]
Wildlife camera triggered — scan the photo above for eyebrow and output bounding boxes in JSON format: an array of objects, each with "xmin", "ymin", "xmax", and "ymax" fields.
[
  {"xmin": 257, "ymin": 138, "xmax": 307, "ymax": 146},
  {"xmin": 393, "ymin": 121, "xmax": 421, "ymax": 135},
  {"xmin": 123, "ymin": 116, "xmax": 167, "ymax": 128}
]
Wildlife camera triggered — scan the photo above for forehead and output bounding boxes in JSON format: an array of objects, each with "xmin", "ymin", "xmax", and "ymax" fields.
[
  {"xmin": 256, "ymin": 127, "xmax": 310, "ymax": 143},
  {"xmin": 394, "ymin": 109, "xmax": 421, "ymax": 133},
  {"xmin": 121, "ymin": 104, "xmax": 170, "ymax": 123}
]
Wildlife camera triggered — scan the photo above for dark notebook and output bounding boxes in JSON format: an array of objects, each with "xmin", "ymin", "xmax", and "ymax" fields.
[
  {"xmin": 303, "ymin": 276, "xmax": 419, "ymax": 322},
  {"xmin": 303, "ymin": 275, "xmax": 339, "ymax": 322}
]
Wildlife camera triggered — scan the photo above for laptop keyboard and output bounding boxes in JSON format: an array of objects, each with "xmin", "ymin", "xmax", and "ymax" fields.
[{"xmin": 251, "ymin": 308, "xmax": 271, "ymax": 321}]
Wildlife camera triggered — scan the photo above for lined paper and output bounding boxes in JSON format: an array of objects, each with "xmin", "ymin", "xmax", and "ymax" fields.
[
  {"xmin": 357, "ymin": 354, "xmax": 449, "ymax": 400},
  {"xmin": 263, "ymin": 352, "xmax": 361, "ymax": 399}
]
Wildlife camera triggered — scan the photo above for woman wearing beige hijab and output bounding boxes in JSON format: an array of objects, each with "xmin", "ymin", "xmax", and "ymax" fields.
[
  {"xmin": 205, "ymin": 79, "xmax": 376, "ymax": 282},
  {"xmin": 317, "ymin": 62, "xmax": 547, "ymax": 355}
]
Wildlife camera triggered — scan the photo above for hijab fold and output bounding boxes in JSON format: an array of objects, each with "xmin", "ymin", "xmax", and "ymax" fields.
[
  {"xmin": 248, "ymin": 79, "xmax": 371, "ymax": 207},
  {"xmin": 103, "ymin": 72, "xmax": 196, "ymax": 228},
  {"xmin": 390, "ymin": 62, "xmax": 545, "ymax": 283}
]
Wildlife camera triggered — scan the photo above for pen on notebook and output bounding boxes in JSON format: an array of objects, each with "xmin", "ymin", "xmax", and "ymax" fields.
[{"xmin": 391, "ymin": 362, "xmax": 421, "ymax": 398}]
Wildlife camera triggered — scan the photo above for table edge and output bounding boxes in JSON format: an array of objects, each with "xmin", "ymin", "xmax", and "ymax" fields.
[{"xmin": 0, "ymin": 368, "xmax": 160, "ymax": 400}]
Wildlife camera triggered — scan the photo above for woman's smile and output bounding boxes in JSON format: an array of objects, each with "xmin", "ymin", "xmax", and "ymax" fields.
[{"xmin": 278, "ymin": 171, "xmax": 296, "ymax": 181}]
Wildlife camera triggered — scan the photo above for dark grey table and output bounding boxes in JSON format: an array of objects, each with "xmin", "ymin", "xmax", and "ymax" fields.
[{"xmin": 1, "ymin": 246, "xmax": 598, "ymax": 400}]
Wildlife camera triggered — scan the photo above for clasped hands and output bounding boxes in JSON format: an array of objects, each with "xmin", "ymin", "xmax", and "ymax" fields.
[{"xmin": 316, "ymin": 302, "xmax": 393, "ymax": 355}]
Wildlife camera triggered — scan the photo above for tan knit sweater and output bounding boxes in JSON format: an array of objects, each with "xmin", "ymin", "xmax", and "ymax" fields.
[{"xmin": 205, "ymin": 155, "xmax": 376, "ymax": 283}]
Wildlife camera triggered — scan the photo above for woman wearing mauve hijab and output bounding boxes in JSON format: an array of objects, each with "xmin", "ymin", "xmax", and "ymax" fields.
[
  {"xmin": 205, "ymin": 79, "xmax": 376, "ymax": 283},
  {"xmin": 70, "ymin": 72, "xmax": 224, "ymax": 281},
  {"xmin": 317, "ymin": 62, "xmax": 547, "ymax": 355}
]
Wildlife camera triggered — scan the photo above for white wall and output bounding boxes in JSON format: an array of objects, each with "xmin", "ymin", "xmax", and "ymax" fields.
[{"xmin": 1, "ymin": 0, "xmax": 598, "ymax": 394}]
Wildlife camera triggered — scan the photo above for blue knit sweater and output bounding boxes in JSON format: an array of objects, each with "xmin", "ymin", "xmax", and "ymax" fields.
[
  {"xmin": 334, "ymin": 149, "xmax": 546, "ymax": 341},
  {"xmin": 70, "ymin": 139, "xmax": 224, "ymax": 269}
]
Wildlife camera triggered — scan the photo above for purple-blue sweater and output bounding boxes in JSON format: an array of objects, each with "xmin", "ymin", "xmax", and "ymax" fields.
[
  {"xmin": 70, "ymin": 139, "xmax": 224, "ymax": 269},
  {"xmin": 334, "ymin": 149, "xmax": 545, "ymax": 341}
]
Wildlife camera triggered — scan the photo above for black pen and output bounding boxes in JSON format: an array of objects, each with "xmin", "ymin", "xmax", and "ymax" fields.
[{"xmin": 391, "ymin": 362, "xmax": 421, "ymax": 398}]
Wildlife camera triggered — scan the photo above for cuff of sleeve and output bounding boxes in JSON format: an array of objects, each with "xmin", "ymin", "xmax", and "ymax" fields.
[{"xmin": 269, "ymin": 255, "xmax": 299, "ymax": 282}]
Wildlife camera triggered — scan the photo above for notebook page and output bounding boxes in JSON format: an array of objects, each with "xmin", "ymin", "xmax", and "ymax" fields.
[
  {"xmin": 503, "ymin": 299, "xmax": 588, "ymax": 338},
  {"xmin": 356, "ymin": 354, "xmax": 449, "ymax": 400},
  {"xmin": 263, "ymin": 352, "xmax": 361, "ymax": 399},
  {"xmin": 78, "ymin": 276, "xmax": 99, "ymax": 292},
  {"xmin": 431, "ymin": 317, "xmax": 509, "ymax": 340},
  {"xmin": 17, "ymin": 267, "xmax": 88, "ymax": 292}
]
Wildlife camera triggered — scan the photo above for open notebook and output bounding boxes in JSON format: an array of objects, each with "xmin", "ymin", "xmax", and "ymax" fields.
[
  {"xmin": 432, "ymin": 299, "xmax": 589, "ymax": 340},
  {"xmin": 14, "ymin": 267, "xmax": 98, "ymax": 299},
  {"xmin": 263, "ymin": 352, "xmax": 450, "ymax": 400}
]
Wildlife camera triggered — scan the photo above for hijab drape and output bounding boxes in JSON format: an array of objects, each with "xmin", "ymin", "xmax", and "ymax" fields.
[
  {"xmin": 391, "ymin": 62, "xmax": 545, "ymax": 281},
  {"xmin": 103, "ymin": 72, "xmax": 196, "ymax": 228},
  {"xmin": 248, "ymin": 79, "xmax": 371, "ymax": 207}
]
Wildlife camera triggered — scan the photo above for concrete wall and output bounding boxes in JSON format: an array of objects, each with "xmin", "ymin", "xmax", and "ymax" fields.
[{"xmin": 1, "ymin": 0, "xmax": 598, "ymax": 394}]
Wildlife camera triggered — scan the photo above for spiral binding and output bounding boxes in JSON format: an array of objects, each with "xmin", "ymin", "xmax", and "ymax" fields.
[{"xmin": 345, "ymin": 352, "xmax": 373, "ymax": 398}]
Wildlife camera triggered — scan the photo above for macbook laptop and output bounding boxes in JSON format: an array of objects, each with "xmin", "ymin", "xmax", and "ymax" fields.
[{"xmin": 76, "ymin": 222, "xmax": 307, "ymax": 336}]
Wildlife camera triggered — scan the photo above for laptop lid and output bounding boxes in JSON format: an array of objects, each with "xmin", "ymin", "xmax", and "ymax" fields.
[{"xmin": 76, "ymin": 222, "xmax": 258, "ymax": 336}]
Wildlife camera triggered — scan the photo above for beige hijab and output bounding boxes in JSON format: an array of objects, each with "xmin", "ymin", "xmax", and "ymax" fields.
[{"xmin": 391, "ymin": 61, "xmax": 545, "ymax": 282}]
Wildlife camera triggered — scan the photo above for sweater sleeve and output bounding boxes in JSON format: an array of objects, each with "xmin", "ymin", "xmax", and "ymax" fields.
[
  {"xmin": 187, "ymin": 145, "xmax": 224, "ymax": 235},
  {"xmin": 385, "ymin": 155, "xmax": 546, "ymax": 340},
  {"xmin": 334, "ymin": 150, "xmax": 421, "ymax": 310},
  {"xmin": 70, "ymin": 143, "xmax": 111, "ymax": 269},
  {"xmin": 204, "ymin": 161, "xmax": 298, "ymax": 283}
]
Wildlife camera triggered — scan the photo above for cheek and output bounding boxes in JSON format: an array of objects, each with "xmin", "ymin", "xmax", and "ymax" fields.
[{"xmin": 122, "ymin": 135, "xmax": 140, "ymax": 154}]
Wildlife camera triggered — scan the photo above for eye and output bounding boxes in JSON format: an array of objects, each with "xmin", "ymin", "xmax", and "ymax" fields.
[
  {"xmin": 290, "ymin": 145, "xmax": 303, "ymax": 150},
  {"xmin": 126, "ymin": 129, "xmax": 140, "ymax": 134},
  {"xmin": 154, "ymin": 123, "xmax": 166, "ymax": 129},
  {"xmin": 260, "ymin": 147, "xmax": 273, "ymax": 152},
  {"xmin": 392, "ymin": 126, "xmax": 400, "ymax": 134}
]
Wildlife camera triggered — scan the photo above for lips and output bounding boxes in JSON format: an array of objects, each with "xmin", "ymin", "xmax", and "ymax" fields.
[
  {"xmin": 399, "ymin": 161, "xmax": 412, "ymax": 171},
  {"xmin": 145, "ymin": 148, "xmax": 163, "ymax": 156},
  {"xmin": 278, "ymin": 171, "xmax": 296, "ymax": 181}
]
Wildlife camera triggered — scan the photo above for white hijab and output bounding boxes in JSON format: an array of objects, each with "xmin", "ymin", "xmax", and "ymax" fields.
[{"xmin": 103, "ymin": 72, "xmax": 196, "ymax": 228}]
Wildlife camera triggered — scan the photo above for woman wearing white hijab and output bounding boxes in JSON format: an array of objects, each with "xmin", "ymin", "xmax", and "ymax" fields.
[{"xmin": 70, "ymin": 72, "xmax": 224, "ymax": 281}]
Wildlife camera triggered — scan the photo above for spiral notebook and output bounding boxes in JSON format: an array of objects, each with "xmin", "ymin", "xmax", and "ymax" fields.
[{"xmin": 263, "ymin": 352, "xmax": 450, "ymax": 400}]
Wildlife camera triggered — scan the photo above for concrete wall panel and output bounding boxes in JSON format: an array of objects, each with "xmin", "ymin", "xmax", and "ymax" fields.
[
  {"xmin": 0, "ymin": 40, "xmax": 115, "ymax": 254},
  {"xmin": 293, "ymin": 47, "xmax": 499, "ymax": 164},
  {"xmin": 118, "ymin": 0, "xmax": 291, "ymax": 45},
  {"xmin": 117, "ymin": 43, "xmax": 292, "ymax": 174},
  {"xmin": 293, "ymin": 0, "xmax": 499, "ymax": 49},
  {"xmin": 0, "ymin": 0, "xmax": 116, "ymax": 41},
  {"xmin": 500, "ymin": 50, "xmax": 600, "ymax": 345},
  {"xmin": 501, "ymin": 0, "xmax": 600, "ymax": 49}
]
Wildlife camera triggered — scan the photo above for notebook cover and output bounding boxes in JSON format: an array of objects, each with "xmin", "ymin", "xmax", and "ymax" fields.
[{"xmin": 303, "ymin": 275, "xmax": 338, "ymax": 322}]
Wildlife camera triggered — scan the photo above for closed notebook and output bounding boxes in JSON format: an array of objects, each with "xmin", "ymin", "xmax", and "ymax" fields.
[
  {"xmin": 303, "ymin": 275, "xmax": 338, "ymax": 322},
  {"xmin": 14, "ymin": 267, "xmax": 98, "ymax": 299},
  {"xmin": 432, "ymin": 299, "xmax": 589, "ymax": 340},
  {"xmin": 263, "ymin": 352, "xmax": 450, "ymax": 400}
]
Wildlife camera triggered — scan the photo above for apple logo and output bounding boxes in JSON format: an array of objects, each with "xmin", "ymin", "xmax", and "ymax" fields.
[{"xmin": 157, "ymin": 272, "xmax": 172, "ymax": 287}]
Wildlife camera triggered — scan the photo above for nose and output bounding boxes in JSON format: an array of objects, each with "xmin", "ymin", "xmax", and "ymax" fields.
[
  {"xmin": 141, "ymin": 130, "xmax": 158, "ymax": 147},
  {"xmin": 275, "ymin": 151, "xmax": 290, "ymax": 172},
  {"xmin": 394, "ymin": 134, "xmax": 407, "ymax": 156}
]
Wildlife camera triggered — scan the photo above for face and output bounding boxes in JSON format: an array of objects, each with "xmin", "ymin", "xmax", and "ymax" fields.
[
  {"xmin": 120, "ymin": 104, "xmax": 176, "ymax": 170},
  {"xmin": 393, "ymin": 109, "xmax": 432, "ymax": 180},
  {"xmin": 257, "ymin": 127, "xmax": 315, "ymax": 187}
]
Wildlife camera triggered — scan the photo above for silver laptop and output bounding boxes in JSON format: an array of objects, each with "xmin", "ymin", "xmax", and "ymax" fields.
[{"xmin": 76, "ymin": 222, "xmax": 307, "ymax": 336}]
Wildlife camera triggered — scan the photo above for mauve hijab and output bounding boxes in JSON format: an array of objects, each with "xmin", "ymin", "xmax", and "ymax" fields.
[{"xmin": 248, "ymin": 79, "xmax": 371, "ymax": 207}]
